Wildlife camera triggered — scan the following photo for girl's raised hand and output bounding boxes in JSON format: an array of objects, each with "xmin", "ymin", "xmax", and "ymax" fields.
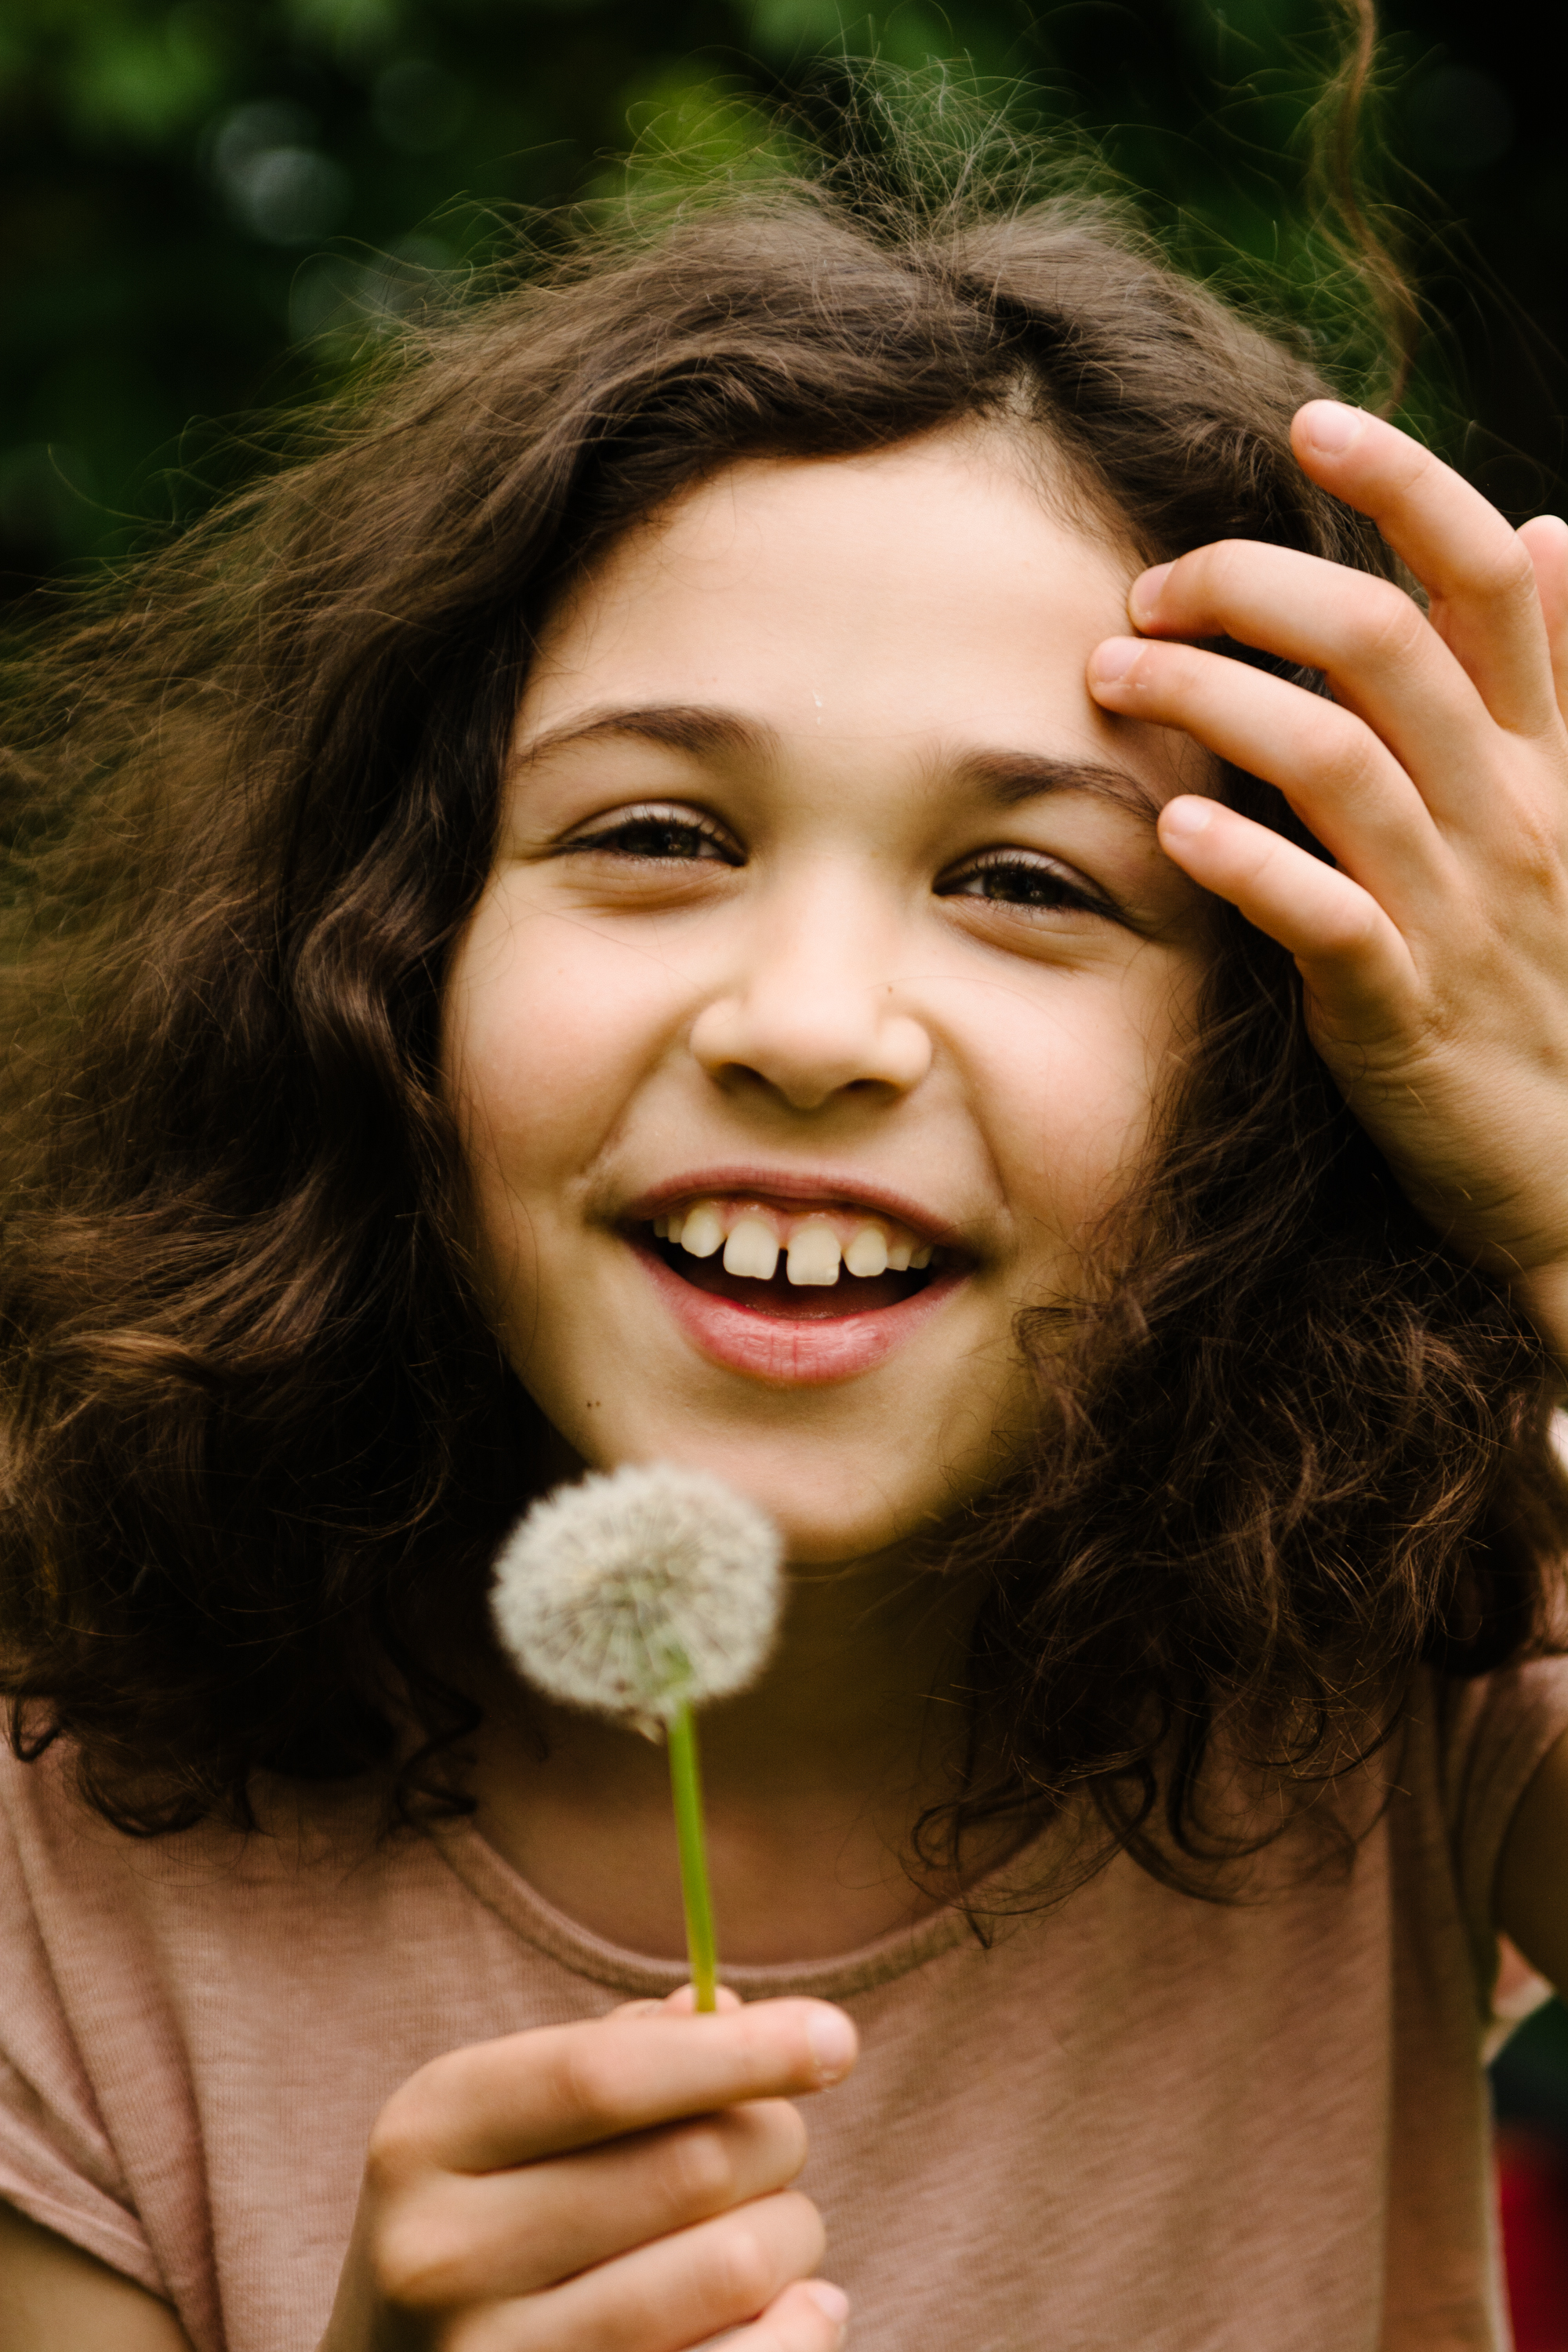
[
  {"xmin": 1087, "ymin": 401, "xmax": 1568, "ymax": 1351},
  {"xmin": 318, "ymin": 1990, "xmax": 855, "ymax": 2352}
]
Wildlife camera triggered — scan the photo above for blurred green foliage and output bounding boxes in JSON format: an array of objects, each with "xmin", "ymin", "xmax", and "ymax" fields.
[
  {"xmin": 1494, "ymin": 1994, "xmax": 1568, "ymax": 2137},
  {"xmin": 1, "ymin": 0, "xmax": 1563, "ymax": 590}
]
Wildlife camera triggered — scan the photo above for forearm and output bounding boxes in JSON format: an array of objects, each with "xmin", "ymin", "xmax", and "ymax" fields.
[{"xmin": 0, "ymin": 2203, "xmax": 195, "ymax": 2352}]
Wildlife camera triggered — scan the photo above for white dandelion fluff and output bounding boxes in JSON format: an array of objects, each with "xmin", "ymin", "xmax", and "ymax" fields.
[{"xmin": 490, "ymin": 1462, "xmax": 784, "ymax": 1730}]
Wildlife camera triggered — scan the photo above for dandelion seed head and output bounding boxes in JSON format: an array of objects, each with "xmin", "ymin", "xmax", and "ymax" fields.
[{"xmin": 490, "ymin": 1463, "xmax": 784, "ymax": 1728}]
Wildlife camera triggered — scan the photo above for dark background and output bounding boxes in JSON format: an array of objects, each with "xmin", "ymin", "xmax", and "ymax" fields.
[
  {"xmin": 2, "ymin": 0, "xmax": 1565, "ymax": 597},
  {"xmin": 2, "ymin": 0, "xmax": 1566, "ymax": 2222}
]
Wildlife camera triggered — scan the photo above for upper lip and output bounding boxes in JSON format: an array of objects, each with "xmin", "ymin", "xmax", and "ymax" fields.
[{"xmin": 622, "ymin": 1166, "xmax": 966, "ymax": 1252}]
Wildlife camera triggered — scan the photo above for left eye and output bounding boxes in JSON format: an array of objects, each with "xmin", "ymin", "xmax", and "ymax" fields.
[
  {"xmin": 937, "ymin": 852, "xmax": 1108, "ymax": 916},
  {"xmin": 556, "ymin": 805, "xmax": 741, "ymax": 865}
]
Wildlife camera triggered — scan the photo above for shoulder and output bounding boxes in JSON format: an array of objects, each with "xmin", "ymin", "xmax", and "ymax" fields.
[
  {"xmin": 0, "ymin": 1734, "xmax": 420, "ymax": 1960},
  {"xmin": 0, "ymin": 1736, "xmax": 118, "ymax": 1903},
  {"xmin": 0, "ymin": 1744, "xmax": 174, "ymax": 2308},
  {"xmin": 1418, "ymin": 1651, "xmax": 1568, "ymax": 1832},
  {"xmin": 1393, "ymin": 1655, "xmax": 1568, "ymax": 1996},
  {"xmin": 1495, "ymin": 1703, "xmax": 1568, "ymax": 1996}
]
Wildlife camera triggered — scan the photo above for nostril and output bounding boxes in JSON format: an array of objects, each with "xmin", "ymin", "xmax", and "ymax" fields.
[{"xmin": 688, "ymin": 986, "xmax": 933, "ymax": 1107}]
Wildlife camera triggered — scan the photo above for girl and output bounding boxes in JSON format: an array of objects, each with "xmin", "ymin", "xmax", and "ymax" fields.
[{"xmin": 3, "ymin": 78, "xmax": 1568, "ymax": 2352}]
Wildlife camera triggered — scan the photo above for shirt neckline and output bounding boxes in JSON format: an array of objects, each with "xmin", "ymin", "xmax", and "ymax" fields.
[{"xmin": 426, "ymin": 1813, "xmax": 1004, "ymax": 2002}]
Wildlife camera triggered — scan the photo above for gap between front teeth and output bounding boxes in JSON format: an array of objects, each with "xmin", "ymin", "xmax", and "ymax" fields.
[{"xmin": 652, "ymin": 1202, "xmax": 932, "ymax": 1285}]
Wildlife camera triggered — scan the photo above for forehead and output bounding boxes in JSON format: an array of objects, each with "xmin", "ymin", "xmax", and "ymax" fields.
[
  {"xmin": 511, "ymin": 426, "xmax": 1213, "ymax": 845},
  {"xmin": 521, "ymin": 428, "xmax": 1145, "ymax": 744}
]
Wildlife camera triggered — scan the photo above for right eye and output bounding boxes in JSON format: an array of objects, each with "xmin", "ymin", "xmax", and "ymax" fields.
[{"xmin": 553, "ymin": 804, "xmax": 742, "ymax": 866}]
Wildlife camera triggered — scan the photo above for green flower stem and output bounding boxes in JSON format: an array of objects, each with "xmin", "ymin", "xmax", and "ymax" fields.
[{"xmin": 666, "ymin": 1700, "xmax": 718, "ymax": 2013}]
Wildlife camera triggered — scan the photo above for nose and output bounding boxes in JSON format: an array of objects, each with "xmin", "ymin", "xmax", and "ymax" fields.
[{"xmin": 688, "ymin": 884, "xmax": 933, "ymax": 1112}]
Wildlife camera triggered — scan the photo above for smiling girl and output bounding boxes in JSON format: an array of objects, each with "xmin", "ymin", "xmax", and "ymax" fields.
[{"xmin": 4, "ymin": 76, "xmax": 1568, "ymax": 2352}]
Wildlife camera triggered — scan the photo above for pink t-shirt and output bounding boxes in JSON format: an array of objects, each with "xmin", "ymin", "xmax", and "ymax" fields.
[{"xmin": 2, "ymin": 1659, "xmax": 1565, "ymax": 2352}]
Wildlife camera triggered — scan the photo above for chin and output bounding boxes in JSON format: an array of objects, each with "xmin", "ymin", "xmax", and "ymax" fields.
[{"xmin": 562, "ymin": 1419, "xmax": 980, "ymax": 1568}]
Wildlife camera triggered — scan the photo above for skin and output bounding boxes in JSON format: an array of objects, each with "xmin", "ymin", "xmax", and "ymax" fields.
[
  {"xmin": 11, "ymin": 403, "xmax": 1568, "ymax": 2351},
  {"xmin": 0, "ymin": 2204, "xmax": 198, "ymax": 2351},
  {"xmin": 452, "ymin": 428, "xmax": 1211, "ymax": 1972},
  {"xmin": 449, "ymin": 427, "xmax": 1211, "ymax": 1564}
]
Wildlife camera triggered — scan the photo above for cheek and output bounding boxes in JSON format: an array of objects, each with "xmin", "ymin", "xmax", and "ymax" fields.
[
  {"xmin": 983, "ymin": 967, "xmax": 1196, "ymax": 1254},
  {"xmin": 443, "ymin": 892, "xmax": 684, "ymax": 1221}
]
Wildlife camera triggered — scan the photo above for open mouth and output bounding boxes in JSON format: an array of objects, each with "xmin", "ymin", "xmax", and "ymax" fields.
[{"xmin": 634, "ymin": 1195, "xmax": 947, "ymax": 1320}]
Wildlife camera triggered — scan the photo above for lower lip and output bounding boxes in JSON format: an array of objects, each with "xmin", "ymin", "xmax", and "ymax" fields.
[{"xmin": 635, "ymin": 1242, "xmax": 964, "ymax": 1386}]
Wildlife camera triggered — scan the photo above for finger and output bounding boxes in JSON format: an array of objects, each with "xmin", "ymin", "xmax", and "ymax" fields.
[
  {"xmin": 1156, "ymin": 794, "xmax": 1417, "ymax": 1030},
  {"xmin": 450, "ymin": 2188, "xmax": 827, "ymax": 2352},
  {"xmin": 722, "ymin": 2278, "xmax": 850, "ymax": 2351},
  {"xmin": 1087, "ymin": 635, "xmax": 1451, "ymax": 919},
  {"xmin": 1289, "ymin": 401, "xmax": 1556, "ymax": 736},
  {"xmin": 383, "ymin": 2100, "xmax": 808, "ymax": 2302},
  {"xmin": 377, "ymin": 1999, "xmax": 858, "ymax": 2174},
  {"xmin": 605, "ymin": 1985, "xmax": 746, "ymax": 2020},
  {"xmin": 1124, "ymin": 539, "xmax": 1489, "ymax": 825},
  {"xmin": 1519, "ymin": 514, "xmax": 1568, "ymax": 718},
  {"xmin": 662, "ymin": 1983, "xmax": 746, "ymax": 2014}
]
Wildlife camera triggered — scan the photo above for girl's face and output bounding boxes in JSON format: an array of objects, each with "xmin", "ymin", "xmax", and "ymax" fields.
[{"xmin": 445, "ymin": 428, "xmax": 1213, "ymax": 1561}]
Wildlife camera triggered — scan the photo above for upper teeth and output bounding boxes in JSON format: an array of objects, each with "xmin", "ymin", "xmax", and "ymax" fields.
[
  {"xmin": 786, "ymin": 1219, "xmax": 841, "ymax": 1286},
  {"xmin": 677, "ymin": 1202, "xmax": 725, "ymax": 1259},
  {"xmin": 652, "ymin": 1199, "xmax": 934, "ymax": 1285},
  {"xmin": 724, "ymin": 1214, "xmax": 779, "ymax": 1280}
]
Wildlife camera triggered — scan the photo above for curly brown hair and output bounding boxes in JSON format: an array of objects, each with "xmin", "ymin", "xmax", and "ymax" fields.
[{"xmin": 2, "ymin": 72, "xmax": 1563, "ymax": 1866}]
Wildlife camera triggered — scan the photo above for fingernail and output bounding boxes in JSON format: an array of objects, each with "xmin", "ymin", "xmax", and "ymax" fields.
[
  {"xmin": 1128, "ymin": 560, "xmax": 1173, "ymax": 622},
  {"xmin": 806, "ymin": 2281, "xmax": 851, "ymax": 2325},
  {"xmin": 1089, "ymin": 639, "xmax": 1140, "ymax": 684},
  {"xmin": 805, "ymin": 2005, "xmax": 857, "ymax": 2082},
  {"xmin": 1160, "ymin": 797, "xmax": 1214, "ymax": 841},
  {"xmin": 1301, "ymin": 398, "xmax": 1365, "ymax": 456}
]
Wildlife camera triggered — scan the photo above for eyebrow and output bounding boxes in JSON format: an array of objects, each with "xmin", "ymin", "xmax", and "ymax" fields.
[
  {"xmin": 946, "ymin": 749, "xmax": 1162, "ymax": 826},
  {"xmin": 517, "ymin": 703, "xmax": 1161, "ymax": 826},
  {"xmin": 517, "ymin": 704, "xmax": 770, "ymax": 768}
]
